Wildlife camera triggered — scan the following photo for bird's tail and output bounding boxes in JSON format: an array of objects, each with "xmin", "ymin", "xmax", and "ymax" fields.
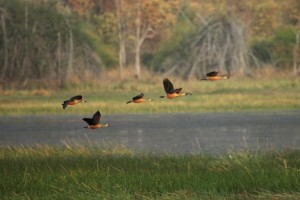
[
  {"xmin": 62, "ymin": 101, "xmax": 68, "ymax": 109},
  {"xmin": 179, "ymin": 92, "xmax": 192, "ymax": 96}
]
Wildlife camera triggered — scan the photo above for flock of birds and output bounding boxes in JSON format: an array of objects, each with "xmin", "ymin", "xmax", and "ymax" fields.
[{"xmin": 61, "ymin": 71, "xmax": 228, "ymax": 129}]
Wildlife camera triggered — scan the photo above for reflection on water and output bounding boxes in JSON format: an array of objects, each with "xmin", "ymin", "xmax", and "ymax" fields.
[{"xmin": 0, "ymin": 111, "xmax": 299, "ymax": 154}]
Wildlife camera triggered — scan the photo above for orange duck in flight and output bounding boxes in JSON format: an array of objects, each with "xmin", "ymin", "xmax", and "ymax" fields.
[
  {"xmin": 62, "ymin": 95, "xmax": 87, "ymax": 109},
  {"xmin": 126, "ymin": 93, "xmax": 153, "ymax": 104},
  {"xmin": 82, "ymin": 111, "xmax": 109, "ymax": 129},
  {"xmin": 201, "ymin": 71, "xmax": 228, "ymax": 81},
  {"xmin": 160, "ymin": 78, "xmax": 192, "ymax": 99}
]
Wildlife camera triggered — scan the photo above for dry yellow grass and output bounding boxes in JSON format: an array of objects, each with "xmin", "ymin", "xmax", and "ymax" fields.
[{"xmin": 0, "ymin": 77, "xmax": 299, "ymax": 115}]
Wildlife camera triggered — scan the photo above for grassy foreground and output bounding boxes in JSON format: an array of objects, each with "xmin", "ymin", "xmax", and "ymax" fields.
[
  {"xmin": 0, "ymin": 77, "xmax": 299, "ymax": 115},
  {"xmin": 0, "ymin": 145, "xmax": 300, "ymax": 199}
]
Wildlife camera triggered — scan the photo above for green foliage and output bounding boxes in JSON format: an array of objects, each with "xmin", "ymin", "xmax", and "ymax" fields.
[
  {"xmin": 272, "ymin": 27, "xmax": 296, "ymax": 68},
  {"xmin": 251, "ymin": 26, "xmax": 297, "ymax": 68},
  {"xmin": 251, "ymin": 39, "xmax": 273, "ymax": 63},
  {"xmin": 149, "ymin": 2, "xmax": 198, "ymax": 70},
  {"xmin": 79, "ymin": 22, "xmax": 118, "ymax": 67},
  {"xmin": 274, "ymin": 27, "xmax": 296, "ymax": 45},
  {"xmin": 93, "ymin": 12, "xmax": 118, "ymax": 45},
  {"xmin": 151, "ymin": 19, "xmax": 196, "ymax": 70},
  {"xmin": 141, "ymin": 52, "xmax": 154, "ymax": 67}
]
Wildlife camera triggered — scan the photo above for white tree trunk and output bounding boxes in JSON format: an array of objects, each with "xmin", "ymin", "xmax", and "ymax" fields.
[
  {"xmin": 135, "ymin": 0, "xmax": 142, "ymax": 79},
  {"xmin": 0, "ymin": 9, "xmax": 8, "ymax": 81},
  {"xmin": 115, "ymin": 0, "xmax": 126, "ymax": 79},
  {"xmin": 135, "ymin": 43, "xmax": 141, "ymax": 79},
  {"xmin": 64, "ymin": 18, "xmax": 73, "ymax": 84},
  {"xmin": 293, "ymin": 31, "xmax": 299, "ymax": 75},
  {"xmin": 133, "ymin": 0, "xmax": 157, "ymax": 79}
]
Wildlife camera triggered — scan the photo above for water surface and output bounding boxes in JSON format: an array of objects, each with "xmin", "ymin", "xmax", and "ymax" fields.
[{"xmin": 0, "ymin": 111, "xmax": 299, "ymax": 154}]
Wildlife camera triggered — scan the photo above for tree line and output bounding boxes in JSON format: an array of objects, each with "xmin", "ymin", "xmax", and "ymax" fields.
[{"xmin": 0, "ymin": 0, "xmax": 299, "ymax": 89}]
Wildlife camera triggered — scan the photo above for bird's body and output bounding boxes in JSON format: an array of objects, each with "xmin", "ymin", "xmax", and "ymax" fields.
[
  {"xmin": 202, "ymin": 71, "xmax": 228, "ymax": 81},
  {"xmin": 160, "ymin": 78, "xmax": 192, "ymax": 99},
  {"xmin": 62, "ymin": 95, "xmax": 86, "ymax": 109},
  {"xmin": 126, "ymin": 93, "xmax": 153, "ymax": 104},
  {"xmin": 82, "ymin": 111, "xmax": 109, "ymax": 129}
]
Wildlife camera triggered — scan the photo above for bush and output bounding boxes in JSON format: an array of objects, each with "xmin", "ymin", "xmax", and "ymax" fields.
[
  {"xmin": 151, "ymin": 19, "xmax": 196, "ymax": 72},
  {"xmin": 251, "ymin": 26, "xmax": 297, "ymax": 70}
]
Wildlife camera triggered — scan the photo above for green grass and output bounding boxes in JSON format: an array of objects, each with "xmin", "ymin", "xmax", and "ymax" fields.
[
  {"xmin": 0, "ymin": 145, "xmax": 300, "ymax": 199},
  {"xmin": 0, "ymin": 77, "xmax": 299, "ymax": 116}
]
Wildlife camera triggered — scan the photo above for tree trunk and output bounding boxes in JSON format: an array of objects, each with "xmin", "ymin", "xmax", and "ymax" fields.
[
  {"xmin": 135, "ymin": 43, "xmax": 141, "ymax": 79},
  {"xmin": 135, "ymin": 0, "xmax": 142, "ymax": 79},
  {"xmin": 133, "ymin": 0, "xmax": 157, "ymax": 79},
  {"xmin": 20, "ymin": 2, "xmax": 29, "ymax": 83},
  {"xmin": 56, "ymin": 32, "xmax": 62, "ymax": 87},
  {"xmin": 120, "ymin": 39, "xmax": 126, "ymax": 78},
  {"xmin": 115, "ymin": 0, "xmax": 126, "ymax": 80},
  {"xmin": 293, "ymin": 31, "xmax": 299, "ymax": 75},
  {"xmin": 0, "ymin": 9, "xmax": 8, "ymax": 81},
  {"xmin": 64, "ymin": 17, "xmax": 73, "ymax": 87}
]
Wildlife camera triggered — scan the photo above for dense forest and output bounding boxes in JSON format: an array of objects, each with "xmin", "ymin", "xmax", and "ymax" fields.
[{"xmin": 0, "ymin": 0, "xmax": 299, "ymax": 89}]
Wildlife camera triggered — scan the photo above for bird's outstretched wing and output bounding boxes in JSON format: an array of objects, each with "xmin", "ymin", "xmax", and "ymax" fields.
[
  {"xmin": 163, "ymin": 79, "xmax": 174, "ymax": 94},
  {"xmin": 82, "ymin": 111, "xmax": 101, "ymax": 125},
  {"xmin": 92, "ymin": 111, "xmax": 101, "ymax": 124},
  {"xmin": 206, "ymin": 71, "xmax": 219, "ymax": 77},
  {"xmin": 62, "ymin": 100, "xmax": 69, "ymax": 109},
  {"xmin": 82, "ymin": 118, "xmax": 94, "ymax": 125},
  {"xmin": 132, "ymin": 93, "xmax": 144, "ymax": 100},
  {"xmin": 70, "ymin": 95, "xmax": 83, "ymax": 101}
]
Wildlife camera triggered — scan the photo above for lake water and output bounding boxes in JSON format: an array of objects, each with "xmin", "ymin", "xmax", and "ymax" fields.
[{"xmin": 0, "ymin": 111, "xmax": 299, "ymax": 154}]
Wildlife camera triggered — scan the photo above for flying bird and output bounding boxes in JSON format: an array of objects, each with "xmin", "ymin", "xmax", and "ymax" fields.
[
  {"xmin": 126, "ymin": 93, "xmax": 153, "ymax": 104},
  {"xmin": 62, "ymin": 95, "xmax": 87, "ymax": 109},
  {"xmin": 82, "ymin": 111, "xmax": 109, "ymax": 129},
  {"xmin": 201, "ymin": 71, "xmax": 228, "ymax": 81},
  {"xmin": 160, "ymin": 78, "xmax": 192, "ymax": 99}
]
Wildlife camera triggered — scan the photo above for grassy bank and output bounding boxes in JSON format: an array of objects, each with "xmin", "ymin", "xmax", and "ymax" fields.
[
  {"xmin": 0, "ymin": 78, "xmax": 299, "ymax": 116},
  {"xmin": 0, "ymin": 145, "xmax": 299, "ymax": 199}
]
